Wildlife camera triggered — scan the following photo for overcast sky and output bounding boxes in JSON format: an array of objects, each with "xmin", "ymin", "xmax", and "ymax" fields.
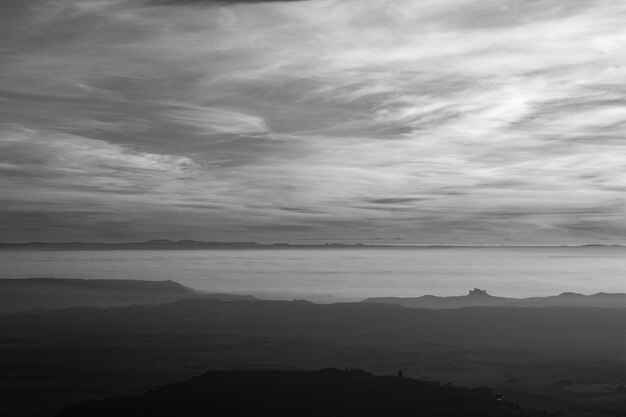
[{"xmin": 1, "ymin": 0, "xmax": 625, "ymax": 244}]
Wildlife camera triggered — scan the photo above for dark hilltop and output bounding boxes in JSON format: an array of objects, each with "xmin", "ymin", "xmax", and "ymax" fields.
[{"xmin": 56, "ymin": 369, "xmax": 527, "ymax": 417}]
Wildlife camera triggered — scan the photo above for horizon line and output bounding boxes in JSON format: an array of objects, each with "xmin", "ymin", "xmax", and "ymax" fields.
[{"xmin": 0, "ymin": 240, "xmax": 624, "ymax": 248}]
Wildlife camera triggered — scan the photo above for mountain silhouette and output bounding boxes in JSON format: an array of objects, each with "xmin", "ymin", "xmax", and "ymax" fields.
[
  {"xmin": 364, "ymin": 288, "xmax": 626, "ymax": 309},
  {"xmin": 0, "ymin": 278, "xmax": 255, "ymax": 315},
  {"xmin": 56, "ymin": 369, "xmax": 529, "ymax": 417}
]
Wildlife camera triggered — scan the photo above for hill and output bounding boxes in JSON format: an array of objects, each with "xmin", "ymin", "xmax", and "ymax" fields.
[
  {"xmin": 0, "ymin": 278, "xmax": 254, "ymax": 315},
  {"xmin": 56, "ymin": 369, "xmax": 526, "ymax": 417},
  {"xmin": 4, "ymin": 299, "xmax": 626, "ymax": 416},
  {"xmin": 364, "ymin": 288, "xmax": 626, "ymax": 309}
]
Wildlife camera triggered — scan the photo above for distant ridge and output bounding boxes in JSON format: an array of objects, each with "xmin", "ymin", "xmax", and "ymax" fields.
[
  {"xmin": 0, "ymin": 278, "xmax": 255, "ymax": 315},
  {"xmin": 363, "ymin": 288, "xmax": 626, "ymax": 309},
  {"xmin": 0, "ymin": 240, "xmax": 378, "ymax": 250},
  {"xmin": 0, "ymin": 240, "xmax": 624, "ymax": 250}
]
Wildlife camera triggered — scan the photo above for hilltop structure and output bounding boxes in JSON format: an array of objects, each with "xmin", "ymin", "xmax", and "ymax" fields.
[{"xmin": 468, "ymin": 288, "xmax": 489, "ymax": 297}]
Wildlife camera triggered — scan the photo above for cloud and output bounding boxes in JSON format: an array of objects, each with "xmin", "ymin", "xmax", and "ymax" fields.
[
  {"xmin": 0, "ymin": 125, "xmax": 198, "ymax": 201},
  {"xmin": 367, "ymin": 198, "xmax": 429, "ymax": 205},
  {"xmin": 162, "ymin": 103, "xmax": 269, "ymax": 136},
  {"xmin": 152, "ymin": 0, "xmax": 304, "ymax": 5},
  {"xmin": 1, "ymin": 0, "xmax": 626, "ymax": 243}
]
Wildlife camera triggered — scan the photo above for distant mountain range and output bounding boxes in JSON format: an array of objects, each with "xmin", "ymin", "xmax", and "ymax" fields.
[
  {"xmin": 56, "ymin": 369, "xmax": 526, "ymax": 417},
  {"xmin": 0, "ymin": 240, "xmax": 382, "ymax": 250},
  {"xmin": 0, "ymin": 278, "xmax": 255, "ymax": 315},
  {"xmin": 364, "ymin": 288, "xmax": 626, "ymax": 309},
  {"xmin": 0, "ymin": 240, "xmax": 624, "ymax": 250}
]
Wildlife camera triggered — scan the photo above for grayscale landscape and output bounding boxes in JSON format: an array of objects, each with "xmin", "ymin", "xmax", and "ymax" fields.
[{"xmin": 2, "ymin": 0, "xmax": 626, "ymax": 416}]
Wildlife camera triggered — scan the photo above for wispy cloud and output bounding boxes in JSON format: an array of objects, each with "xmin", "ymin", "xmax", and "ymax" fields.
[
  {"xmin": 1, "ymin": 0, "xmax": 625, "ymax": 243},
  {"xmin": 163, "ymin": 103, "xmax": 270, "ymax": 136}
]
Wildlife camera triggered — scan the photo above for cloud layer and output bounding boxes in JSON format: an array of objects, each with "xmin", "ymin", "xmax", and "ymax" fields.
[{"xmin": 1, "ymin": 0, "xmax": 625, "ymax": 243}]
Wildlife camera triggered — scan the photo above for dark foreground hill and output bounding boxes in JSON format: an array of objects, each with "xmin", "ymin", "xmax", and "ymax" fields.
[
  {"xmin": 364, "ymin": 288, "xmax": 626, "ymax": 309},
  {"xmin": 0, "ymin": 278, "xmax": 254, "ymax": 315},
  {"xmin": 56, "ymin": 369, "xmax": 526, "ymax": 417}
]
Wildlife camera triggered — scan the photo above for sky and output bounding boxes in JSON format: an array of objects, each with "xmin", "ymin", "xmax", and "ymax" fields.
[{"xmin": 1, "ymin": 0, "xmax": 625, "ymax": 244}]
